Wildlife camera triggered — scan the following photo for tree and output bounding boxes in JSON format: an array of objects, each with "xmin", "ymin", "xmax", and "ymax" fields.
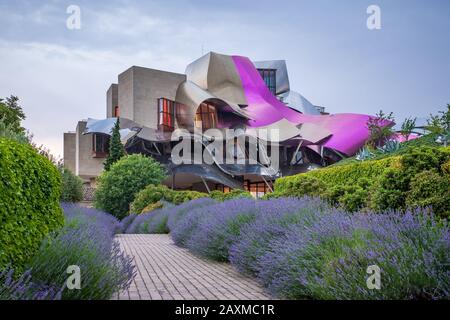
[
  {"xmin": 426, "ymin": 104, "xmax": 450, "ymax": 146},
  {"xmin": 400, "ymin": 117, "xmax": 417, "ymax": 141},
  {"xmin": 104, "ymin": 118, "xmax": 125, "ymax": 171},
  {"xmin": 59, "ymin": 165, "xmax": 83, "ymax": 202},
  {"xmin": 94, "ymin": 154, "xmax": 166, "ymax": 219},
  {"xmin": 366, "ymin": 110, "xmax": 395, "ymax": 148},
  {"xmin": 0, "ymin": 95, "xmax": 26, "ymax": 134}
]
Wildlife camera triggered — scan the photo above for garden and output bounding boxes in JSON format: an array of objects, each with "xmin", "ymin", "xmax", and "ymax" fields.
[{"xmin": 1, "ymin": 96, "xmax": 449, "ymax": 300}]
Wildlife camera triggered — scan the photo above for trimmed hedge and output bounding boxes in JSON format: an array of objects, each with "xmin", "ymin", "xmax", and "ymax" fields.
[
  {"xmin": 270, "ymin": 146, "xmax": 450, "ymax": 218},
  {"xmin": 0, "ymin": 138, "xmax": 64, "ymax": 272},
  {"xmin": 272, "ymin": 157, "xmax": 400, "ymax": 198},
  {"xmin": 130, "ymin": 185, "xmax": 208, "ymax": 214}
]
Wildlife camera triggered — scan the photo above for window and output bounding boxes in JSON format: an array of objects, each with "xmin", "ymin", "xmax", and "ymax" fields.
[
  {"xmin": 114, "ymin": 106, "xmax": 120, "ymax": 117},
  {"xmin": 244, "ymin": 180, "xmax": 273, "ymax": 199},
  {"xmin": 195, "ymin": 102, "xmax": 218, "ymax": 130},
  {"xmin": 215, "ymin": 184, "xmax": 231, "ymax": 193},
  {"xmin": 257, "ymin": 69, "xmax": 277, "ymax": 95},
  {"xmin": 92, "ymin": 134, "xmax": 110, "ymax": 158},
  {"xmin": 158, "ymin": 98, "xmax": 176, "ymax": 132}
]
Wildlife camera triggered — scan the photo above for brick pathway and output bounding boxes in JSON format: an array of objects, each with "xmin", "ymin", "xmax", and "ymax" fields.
[{"xmin": 114, "ymin": 234, "xmax": 272, "ymax": 300}]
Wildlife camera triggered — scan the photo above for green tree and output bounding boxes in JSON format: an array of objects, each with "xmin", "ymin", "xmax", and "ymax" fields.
[
  {"xmin": 0, "ymin": 95, "xmax": 26, "ymax": 134},
  {"xmin": 94, "ymin": 154, "xmax": 166, "ymax": 219},
  {"xmin": 426, "ymin": 104, "xmax": 450, "ymax": 146},
  {"xmin": 400, "ymin": 117, "xmax": 417, "ymax": 141},
  {"xmin": 104, "ymin": 118, "xmax": 125, "ymax": 171},
  {"xmin": 59, "ymin": 165, "xmax": 83, "ymax": 202},
  {"xmin": 366, "ymin": 110, "xmax": 395, "ymax": 148}
]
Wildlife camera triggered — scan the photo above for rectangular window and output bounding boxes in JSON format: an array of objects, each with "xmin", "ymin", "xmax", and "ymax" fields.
[
  {"xmin": 114, "ymin": 106, "xmax": 120, "ymax": 117},
  {"xmin": 244, "ymin": 180, "xmax": 273, "ymax": 199},
  {"xmin": 215, "ymin": 184, "xmax": 231, "ymax": 193},
  {"xmin": 92, "ymin": 134, "xmax": 110, "ymax": 158},
  {"xmin": 195, "ymin": 102, "xmax": 217, "ymax": 130},
  {"xmin": 257, "ymin": 69, "xmax": 277, "ymax": 95},
  {"xmin": 158, "ymin": 98, "xmax": 176, "ymax": 132}
]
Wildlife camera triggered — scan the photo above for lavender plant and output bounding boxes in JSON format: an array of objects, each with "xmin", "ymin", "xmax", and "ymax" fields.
[
  {"xmin": 257, "ymin": 208, "xmax": 450, "ymax": 300},
  {"xmin": 0, "ymin": 267, "xmax": 62, "ymax": 300},
  {"xmin": 125, "ymin": 209, "xmax": 169, "ymax": 234},
  {"xmin": 26, "ymin": 203, "xmax": 135, "ymax": 300},
  {"xmin": 229, "ymin": 197, "xmax": 327, "ymax": 275}
]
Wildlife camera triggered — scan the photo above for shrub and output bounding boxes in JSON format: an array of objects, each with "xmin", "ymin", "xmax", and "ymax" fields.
[
  {"xmin": 125, "ymin": 209, "xmax": 169, "ymax": 234},
  {"xmin": 141, "ymin": 201, "xmax": 164, "ymax": 214},
  {"xmin": 94, "ymin": 154, "xmax": 166, "ymax": 219},
  {"xmin": 209, "ymin": 189, "xmax": 253, "ymax": 201},
  {"xmin": 229, "ymin": 197, "xmax": 326, "ymax": 275},
  {"xmin": 118, "ymin": 214, "xmax": 138, "ymax": 234},
  {"xmin": 27, "ymin": 204, "xmax": 135, "ymax": 300},
  {"xmin": 0, "ymin": 138, "xmax": 63, "ymax": 272},
  {"xmin": 167, "ymin": 198, "xmax": 217, "ymax": 232},
  {"xmin": 256, "ymin": 208, "xmax": 450, "ymax": 299},
  {"xmin": 59, "ymin": 166, "xmax": 83, "ymax": 202},
  {"xmin": 130, "ymin": 184, "xmax": 208, "ymax": 214},
  {"xmin": 0, "ymin": 267, "xmax": 62, "ymax": 300},
  {"xmin": 406, "ymin": 170, "xmax": 450, "ymax": 219},
  {"xmin": 186, "ymin": 199, "xmax": 258, "ymax": 262}
]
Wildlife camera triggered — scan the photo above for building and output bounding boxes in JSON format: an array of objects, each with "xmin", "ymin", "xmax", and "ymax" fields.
[{"xmin": 64, "ymin": 52, "xmax": 391, "ymax": 197}]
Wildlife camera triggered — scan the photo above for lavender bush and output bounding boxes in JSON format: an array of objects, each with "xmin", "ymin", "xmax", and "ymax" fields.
[
  {"xmin": 166, "ymin": 197, "xmax": 217, "ymax": 231},
  {"xmin": 185, "ymin": 198, "xmax": 259, "ymax": 261},
  {"xmin": 229, "ymin": 197, "xmax": 327, "ymax": 275},
  {"xmin": 118, "ymin": 214, "xmax": 138, "ymax": 233},
  {"xmin": 125, "ymin": 209, "xmax": 169, "ymax": 234},
  {"xmin": 26, "ymin": 203, "xmax": 135, "ymax": 300},
  {"xmin": 0, "ymin": 267, "xmax": 62, "ymax": 300},
  {"xmin": 256, "ymin": 208, "xmax": 450, "ymax": 300}
]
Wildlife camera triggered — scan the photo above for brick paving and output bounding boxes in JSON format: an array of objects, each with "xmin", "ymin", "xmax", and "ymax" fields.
[{"xmin": 114, "ymin": 234, "xmax": 272, "ymax": 300}]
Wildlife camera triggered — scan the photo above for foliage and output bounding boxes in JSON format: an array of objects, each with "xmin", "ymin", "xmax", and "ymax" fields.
[
  {"xmin": 130, "ymin": 184, "xmax": 208, "ymax": 214},
  {"xmin": 256, "ymin": 209, "xmax": 449, "ymax": 299},
  {"xmin": 366, "ymin": 110, "xmax": 395, "ymax": 148},
  {"xmin": 355, "ymin": 146, "xmax": 374, "ymax": 161},
  {"xmin": 0, "ymin": 118, "xmax": 28, "ymax": 143},
  {"xmin": 125, "ymin": 209, "xmax": 169, "ymax": 234},
  {"xmin": 59, "ymin": 166, "xmax": 83, "ymax": 202},
  {"xmin": 94, "ymin": 154, "xmax": 166, "ymax": 219},
  {"xmin": 104, "ymin": 118, "xmax": 125, "ymax": 171},
  {"xmin": 0, "ymin": 138, "xmax": 64, "ymax": 273},
  {"xmin": 185, "ymin": 199, "xmax": 258, "ymax": 262},
  {"xmin": 209, "ymin": 189, "xmax": 253, "ymax": 201},
  {"xmin": 163, "ymin": 197, "xmax": 450, "ymax": 300},
  {"xmin": 0, "ymin": 267, "xmax": 62, "ymax": 300},
  {"xmin": 406, "ymin": 170, "xmax": 450, "ymax": 219},
  {"xmin": 141, "ymin": 201, "xmax": 164, "ymax": 214},
  {"xmin": 0, "ymin": 95, "xmax": 26, "ymax": 134},
  {"xmin": 426, "ymin": 104, "xmax": 450, "ymax": 146},
  {"xmin": 377, "ymin": 139, "xmax": 401, "ymax": 154},
  {"xmin": 400, "ymin": 117, "xmax": 417, "ymax": 141},
  {"xmin": 27, "ymin": 204, "xmax": 135, "ymax": 300}
]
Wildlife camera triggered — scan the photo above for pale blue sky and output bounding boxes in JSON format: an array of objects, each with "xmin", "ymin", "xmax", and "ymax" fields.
[{"xmin": 0, "ymin": 0, "xmax": 449, "ymax": 157}]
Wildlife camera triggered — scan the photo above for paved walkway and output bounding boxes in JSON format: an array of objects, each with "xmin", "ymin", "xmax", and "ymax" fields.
[{"xmin": 114, "ymin": 234, "xmax": 272, "ymax": 300}]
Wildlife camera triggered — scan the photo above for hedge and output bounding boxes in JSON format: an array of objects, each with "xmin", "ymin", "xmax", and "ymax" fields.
[
  {"xmin": 272, "ymin": 156, "xmax": 401, "ymax": 198},
  {"xmin": 0, "ymin": 138, "xmax": 64, "ymax": 272}
]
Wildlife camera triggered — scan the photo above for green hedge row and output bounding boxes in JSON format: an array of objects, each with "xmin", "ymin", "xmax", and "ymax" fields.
[
  {"xmin": 270, "ymin": 146, "xmax": 450, "ymax": 218},
  {"xmin": 0, "ymin": 138, "xmax": 64, "ymax": 272}
]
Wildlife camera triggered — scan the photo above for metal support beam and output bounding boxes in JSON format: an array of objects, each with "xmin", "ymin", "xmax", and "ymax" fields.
[
  {"xmin": 261, "ymin": 176, "xmax": 273, "ymax": 193},
  {"xmin": 290, "ymin": 140, "xmax": 304, "ymax": 165},
  {"xmin": 200, "ymin": 176, "xmax": 211, "ymax": 194}
]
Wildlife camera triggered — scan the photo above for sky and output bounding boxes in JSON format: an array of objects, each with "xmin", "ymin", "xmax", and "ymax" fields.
[{"xmin": 0, "ymin": 0, "xmax": 449, "ymax": 158}]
